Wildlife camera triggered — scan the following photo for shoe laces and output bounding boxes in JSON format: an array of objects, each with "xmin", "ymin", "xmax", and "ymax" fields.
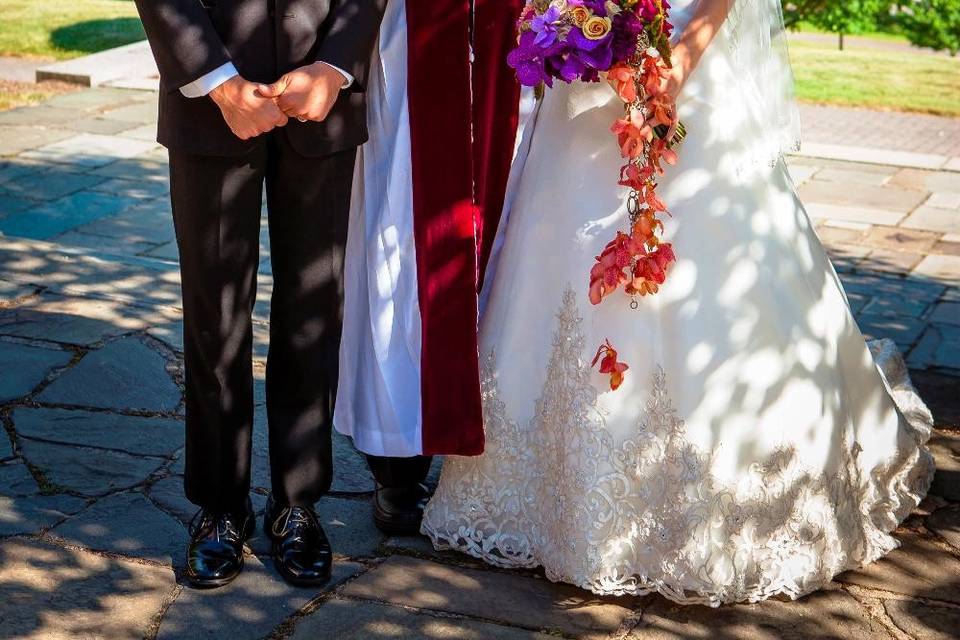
[
  {"xmin": 271, "ymin": 506, "xmax": 317, "ymax": 539},
  {"xmin": 189, "ymin": 509, "xmax": 240, "ymax": 542}
]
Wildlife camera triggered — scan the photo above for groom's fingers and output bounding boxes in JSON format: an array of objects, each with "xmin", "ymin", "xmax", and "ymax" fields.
[{"xmin": 255, "ymin": 79, "xmax": 287, "ymax": 100}]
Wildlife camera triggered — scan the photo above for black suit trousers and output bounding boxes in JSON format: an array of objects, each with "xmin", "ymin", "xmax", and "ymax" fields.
[{"xmin": 171, "ymin": 131, "xmax": 355, "ymax": 511}]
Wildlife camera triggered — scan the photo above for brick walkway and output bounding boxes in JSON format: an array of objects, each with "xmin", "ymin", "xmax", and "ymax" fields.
[
  {"xmin": 799, "ymin": 104, "xmax": 960, "ymax": 158},
  {"xmin": 0, "ymin": 88, "xmax": 958, "ymax": 639}
]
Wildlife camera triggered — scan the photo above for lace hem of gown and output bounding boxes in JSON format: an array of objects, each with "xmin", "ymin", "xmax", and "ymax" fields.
[{"xmin": 421, "ymin": 288, "xmax": 935, "ymax": 607}]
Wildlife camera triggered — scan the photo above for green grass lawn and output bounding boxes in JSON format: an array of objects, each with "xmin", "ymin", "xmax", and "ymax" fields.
[
  {"xmin": 0, "ymin": 0, "xmax": 144, "ymax": 60},
  {"xmin": 790, "ymin": 39, "xmax": 960, "ymax": 117},
  {"xmin": 791, "ymin": 21, "xmax": 910, "ymax": 44}
]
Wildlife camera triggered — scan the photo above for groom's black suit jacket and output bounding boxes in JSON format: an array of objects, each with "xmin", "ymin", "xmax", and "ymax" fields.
[{"xmin": 134, "ymin": 0, "xmax": 385, "ymax": 157}]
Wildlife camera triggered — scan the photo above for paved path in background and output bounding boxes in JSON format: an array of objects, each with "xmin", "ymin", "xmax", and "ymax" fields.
[
  {"xmin": 0, "ymin": 57, "xmax": 53, "ymax": 84},
  {"xmin": 0, "ymin": 88, "xmax": 958, "ymax": 640},
  {"xmin": 799, "ymin": 104, "xmax": 960, "ymax": 158}
]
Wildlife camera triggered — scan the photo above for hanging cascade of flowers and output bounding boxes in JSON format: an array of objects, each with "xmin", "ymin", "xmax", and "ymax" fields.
[{"xmin": 508, "ymin": 0, "xmax": 685, "ymax": 390}]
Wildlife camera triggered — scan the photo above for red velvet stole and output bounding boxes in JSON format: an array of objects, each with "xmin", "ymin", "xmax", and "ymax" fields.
[
  {"xmin": 405, "ymin": 1, "xmax": 521, "ymax": 455},
  {"xmin": 406, "ymin": 0, "xmax": 483, "ymax": 455},
  {"xmin": 472, "ymin": 0, "xmax": 524, "ymax": 289}
]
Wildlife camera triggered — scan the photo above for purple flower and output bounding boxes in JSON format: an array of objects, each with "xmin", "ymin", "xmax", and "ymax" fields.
[
  {"xmin": 507, "ymin": 30, "xmax": 552, "ymax": 87},
  {"xmin": 611, "ymin": 10, "xmax": 644, "ymax": 62},
  {"xmin": 530, "ymin": 5, "xmax": 563, "ymax": 47}
]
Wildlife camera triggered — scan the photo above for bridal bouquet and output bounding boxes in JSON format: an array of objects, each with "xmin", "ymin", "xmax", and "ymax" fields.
[{"xmin": 508, "ymin": 0, "xmax": 685, "ymax": 390}]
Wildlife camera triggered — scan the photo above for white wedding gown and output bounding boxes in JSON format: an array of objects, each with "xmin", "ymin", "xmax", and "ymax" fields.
[{"xmin": 421, "ymin": 1, "xmax": 935, "ymax": 605}]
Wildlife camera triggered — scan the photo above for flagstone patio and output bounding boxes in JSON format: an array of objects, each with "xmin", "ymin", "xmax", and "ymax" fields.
[{"xmin": 0, "ymin": 87, "xmax": 958, "ymax": 639}]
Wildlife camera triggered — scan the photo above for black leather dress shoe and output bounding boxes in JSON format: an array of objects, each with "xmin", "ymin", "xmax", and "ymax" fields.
[
  {"xmin": 372, "ymin": 483, "xmax": 431, "ymax": 535},
  {"xmin": 185, "ymin": 498, "xmax": 254, "ymax": 589},
  {"xmin": 265, "ymin": 496, "xmax": 332, "ymax": 587}
]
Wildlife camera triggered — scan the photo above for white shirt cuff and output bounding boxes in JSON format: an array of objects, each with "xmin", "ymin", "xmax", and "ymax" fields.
[
  {"xmin": 321, "ymin": 62, "xmax": 354, "ymax": 89},
  {"xmin": 180, "ymin": 62, "xmax": 239, "ymax": 98}
]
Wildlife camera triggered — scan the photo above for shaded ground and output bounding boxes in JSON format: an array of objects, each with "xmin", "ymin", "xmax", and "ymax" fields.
[
  {"xmin": 0, "ymin": 88, "xmax": 958, "ymax": 639},
  {"xmin": 0, "ymin": 78, "xmax": 80, "ymax": 111}
]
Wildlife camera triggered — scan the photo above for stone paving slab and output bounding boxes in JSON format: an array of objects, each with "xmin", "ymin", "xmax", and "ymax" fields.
[
  {"xmin": 41, "ymin": 87, "xmax": 148, "ymax": 112},
  {"xmin": 62, "ymin": 116, "xmax": 140, "ymax": 136},
  {"xmin": 47, "ymin": 491, "xmax": 189, "ymax": 565},
  {"xmin": 798, "ymin": 143, "xmax": 951, "ymax": 172},
  {"xmin": 929, "ymin": 302, "xmax": 960, "ymax": 326},
  {"xmin": 800, "ymin": 180, "xmax": 931, "ymax": 214},
  {"xmin": 157, "ymin": 557, "xmax": 363, "ymax": 640},
  {"xmin": 0, "ymin": 166, "xmax": 106, "ymax": 203},
  {"xmin": 853, "ymin": 314, "xmax": 926, "ymax": 351},
  {"xmin": 0, "ymin": 157, "xmax": 46, "ymax": 186},
  {"xmin": 0, "ymin": 125, "xmax": 77, "ymax": 157},
  {"xmin": 0, "ymin": 294, "xmax": 151, "ymax": 346},
  {"xmin": 914, "ymin": 254, "xmax": 960, "ymax": 284},
  {"xmin": 0, "ymin": 537, "xmax": 176, "ymax": 640},
  {"xmin": 89, "ymin": 176, "xmax": 169, "ymax": 200},
  {"xmin": 17, "ymin": 438, "xmax": 165, "ymax": 497},
  {"xmin": 13, "ymin": 407, "xmax": 182, "ymax": 457},
  {"xmin": 806, "ymin": 203, "xmax": 905, "ymax": 227},
  {"xmin": 0, "ymin": 340, "xmax": 73, "ymax": 402},
  {"xmin": 19, "ymin": 133, "xmax": 158, "ymax": 169},
  {"xmin": 631, "ymin": 588, "xmax": 892, "ymax": 640},
  {"xmin": 341, "ymin": 555, "xmax": 640, "ymax": 639},
  {"xmin": 862, "ymin": 225, "xmax": 940, "ymax": 254},
  {"xmin": 927, "ymin": 506, "xmax": 960, "ymax": 552},
  {"xmin": 290, "ymin": 598, "xmax": 554, "ymax": 640},
  {"xmin": 0, "ymin": 433, "xmax": 11, "ymax": 460},
  {"xmin": 68, "ymin": 197, "xmax": 174, "ymax": 244},
  {"xmin": 54, "ymin": 230, "xmax": 162, "ymax": 259},
  {"xmin": 98, "ymin": 100, "xmax": 158, "ymax": 125},
  {"xmin": 331, "ymin": 431, "xmax": 376, "ymax": 494},
  {"xmin": 37, "ymin": 336, "xmax": 181, "ymax": 412},
  {"xmin": 881, "ymin": 597, "xmax": 960, "ymax": 640},
  {"xmin": 0, "ymin": 105, "xmax": 82, "ymax": 127},
  {"xmin": 0, "ymin": 191, "xmax": 138, "ymax": 241},
  {"xmin": 814, "ymin": 167, "xmax": 895, "ymax": 187},
  {"xmin": 0, "ymin": 237, "xmax": 187, "ymax": 310},
  {"xmin": 0, "ymin": 461, "xmax": 42, "ymax": 497},
  {"xmin": 909, "ymin": 324, "xmax": 960, "ymax": 371},
  {"xmin": 928, "ymin": 431, "xmax": 960, "ymax": 502},
  {"xmin": 839, "ymin": 529, "xmax": 960, "ymax": 605},
  {"xmin": 0, "ymin": 493, "xmax": 87, "ymax": 537},
  {"xmin": 0, "ymin": 192, "xmax": 33, "ymax": 217},
  {"xmin": 37, "ymin": 42, "xmax": 158, "ymax": 88},
  {"xmin": 928, "ymin": 192, "xmax": 960, "ymax": 210},
  {"xmin": 902, "ymin": 206, "xmax": 960, "ymax": 235},
  {"xmin": 89, "ymin": 155, "xmax": 169, "ymax": 182}
]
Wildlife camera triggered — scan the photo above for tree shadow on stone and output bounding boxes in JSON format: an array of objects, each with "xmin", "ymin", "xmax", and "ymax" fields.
[{"xmin": 50, "ymin": 19, "xmax": 145, "ymax": 56}]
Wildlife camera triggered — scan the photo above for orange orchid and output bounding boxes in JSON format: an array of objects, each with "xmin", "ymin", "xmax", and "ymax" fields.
[
  {"xmin": 589, "ymin": 232, "xmax": 642, "ymax": 305},
  {"xmin": 592, "ymin": 340, "xmax": 629, "ymax": 391},
  {"xmin": 611, "ymin": 111, "xmax": 650, "ymax": 160},
  {"xmin": 589, "ymin": 8, "xmax": 686, "ymax": 392},
  {"xmin": 607, "ymin": 64, "xmax": 638, "ymax": 102}
]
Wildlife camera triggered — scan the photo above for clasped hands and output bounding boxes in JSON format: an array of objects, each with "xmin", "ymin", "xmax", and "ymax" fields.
[{"xmin": 209, "ymin": 62, "xmax": 346, "ymax": 141}]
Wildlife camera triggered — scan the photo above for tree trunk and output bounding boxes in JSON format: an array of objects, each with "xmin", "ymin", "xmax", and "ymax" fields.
[{"xmin": 839, "ymin": 32, "xmax": 845, "ymax": 51}]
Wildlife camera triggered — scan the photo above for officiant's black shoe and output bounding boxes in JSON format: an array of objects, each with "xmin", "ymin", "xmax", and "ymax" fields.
[
  {"xmin": 185, "ymin": 498, "xmax": 254, "ymax": 589},
  {"xmin": 372, "ymin": 483, "xmax": 431, "ymax": 535},
  {"xmin": 265, "ymin": 497, "xmax": 332, "ymax": 587}
]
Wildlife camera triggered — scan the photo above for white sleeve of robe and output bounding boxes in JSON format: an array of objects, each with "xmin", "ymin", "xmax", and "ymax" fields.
[{"xmin": 335, "ymin": 0, "xmax": 425, "ymax": 457}]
